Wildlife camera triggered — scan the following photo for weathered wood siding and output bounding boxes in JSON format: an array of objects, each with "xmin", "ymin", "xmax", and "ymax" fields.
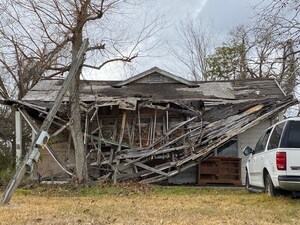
[
  {"xmin": 134, "ymin": 72, "xmax": 180, "ymax": 84},
  {"xmin": 36, "ymin": 142, "xmax": 71, "ymax": 180}
]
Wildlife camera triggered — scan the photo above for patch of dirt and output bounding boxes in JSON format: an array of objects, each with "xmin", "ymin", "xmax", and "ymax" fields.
[
  {"xmin": 15, "ymin": 179, "xmax": 154, "ymax": 197},
  {"xmin": 115, "ymin": 181, "xmax": 154, "ymax": 195}
]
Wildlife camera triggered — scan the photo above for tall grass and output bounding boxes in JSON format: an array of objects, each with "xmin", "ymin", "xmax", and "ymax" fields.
[{"xmin": 1, "ymin": 186, "xmax": 300, "ymax": 225}]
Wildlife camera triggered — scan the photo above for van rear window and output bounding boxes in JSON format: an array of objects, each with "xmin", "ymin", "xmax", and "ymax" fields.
[{"xmin": 283, "ymin": 121, "xmax": 300, "ymax": 148}]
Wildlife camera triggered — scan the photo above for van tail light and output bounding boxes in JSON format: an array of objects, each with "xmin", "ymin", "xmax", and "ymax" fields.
[{"xmin": 276, "ymin": 152, "xmax": 286, "ymax": 170}]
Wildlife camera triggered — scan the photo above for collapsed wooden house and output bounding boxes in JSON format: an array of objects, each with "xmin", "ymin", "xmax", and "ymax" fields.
[{"xmin": 7, "ymin": 67, "xmax": 297, "ymax": 185}]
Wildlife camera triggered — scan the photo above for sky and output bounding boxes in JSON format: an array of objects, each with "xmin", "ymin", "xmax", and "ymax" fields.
[{"xmin": 87, "ymin": 0, "xmax": 264, "ymax": 80}]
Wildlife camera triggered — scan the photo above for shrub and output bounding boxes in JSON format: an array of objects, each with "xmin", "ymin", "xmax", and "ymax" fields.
[
  {"xmin": 0, "ymin": 152, "xmax": 14, "ymax": 187},
  {"xmin": 0, "ymin": 169, "xmax": 14, "ymax": 187}
]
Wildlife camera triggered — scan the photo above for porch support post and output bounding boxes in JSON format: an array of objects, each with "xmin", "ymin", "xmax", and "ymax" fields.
[{"xmin": 15, "ymin": 110, "xmax": 22, "ymax": 168}]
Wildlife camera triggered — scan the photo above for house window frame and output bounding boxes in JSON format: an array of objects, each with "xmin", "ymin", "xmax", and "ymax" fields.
[{"xmin": 214, "ymin": 137, "xmax": 238, "ymax": 157}]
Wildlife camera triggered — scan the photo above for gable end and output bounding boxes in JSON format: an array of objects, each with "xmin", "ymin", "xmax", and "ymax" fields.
[{"xmin": 112, "ymin": 67, "xmax": 198, "ymax": 88}]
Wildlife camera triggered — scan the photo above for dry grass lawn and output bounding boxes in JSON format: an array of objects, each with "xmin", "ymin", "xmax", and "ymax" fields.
[{"xmin": 0, "ymin": 184, "xmax": 300, "ymax": 225}]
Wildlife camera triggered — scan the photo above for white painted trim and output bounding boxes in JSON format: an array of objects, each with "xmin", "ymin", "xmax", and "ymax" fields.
[
  {"xmin": 274, "ymin": 79, "xmax": 286, "ymax": 96},
  {"xmin": 15, "ymin": 110, "xmax": 22, "ymax": 168}
]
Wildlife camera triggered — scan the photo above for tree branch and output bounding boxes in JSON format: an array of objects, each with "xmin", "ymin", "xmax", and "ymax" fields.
[
  {"xmin": 87, "ymin": 44, "xmax": 105, "ymax": 51},
  {"xmin": 83, "ymin": 54, "xmax": 138, "ymax": 70}
]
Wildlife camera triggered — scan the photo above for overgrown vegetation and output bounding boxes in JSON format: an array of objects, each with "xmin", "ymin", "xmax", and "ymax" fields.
[
  {"xmin": 0, "ymin": 145, "xmax": 14, "ymax": 188},
  {"xmin": 0, "ymin": 106, "xmax": 15, "ymax": 182},
  {"xmin": 1, "ymin": 185, "xmax": 300, "ymax": 225},
  {"xmin": 0, "ymin": 167, "xmax": 14, "ymax": 187}
]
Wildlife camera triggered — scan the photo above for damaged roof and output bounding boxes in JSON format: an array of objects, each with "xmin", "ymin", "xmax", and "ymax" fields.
[{"xmin": 22, "ymin": 67, "xmax": 285, "ymax": 103}]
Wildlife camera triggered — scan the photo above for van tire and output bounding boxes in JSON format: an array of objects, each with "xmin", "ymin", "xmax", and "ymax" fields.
[
  {"xmin": 245, "ymin": 172, "xmax": 251, "ymax": 192},
  {"xmin": 265, "ymin": 173, "xmax": 279, "ymax": 196}
]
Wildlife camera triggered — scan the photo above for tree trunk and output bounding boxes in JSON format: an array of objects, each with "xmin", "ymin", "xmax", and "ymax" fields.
[
  {"xmin": 69, "ymin": 74, "xmax": 87, "ymax": 183},
  {"xmin": 69, "ymin": 19, "xmax": 87, "ymax": 182}
]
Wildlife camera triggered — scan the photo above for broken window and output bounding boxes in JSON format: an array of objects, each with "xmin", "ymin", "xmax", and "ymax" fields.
[{"xmin": 215, "ymin": 138, "xmax": 238, "ymax": 157}]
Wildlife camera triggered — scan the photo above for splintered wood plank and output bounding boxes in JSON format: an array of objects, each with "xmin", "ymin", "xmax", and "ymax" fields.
[
  {"xmin": 132, "ymin": 161, "xmax": 168, "ymax": 177},
  {"xmin": 145, "ymin": 116, "xmax": 197, "ymax": 150},
  {"xmin": 124, "ymin": 116, "xmax": 198, "ymax": 166},
  {"xmin": 117, "ymin": 111, "xmax": 127, "ymax": 152},
  {"xmin": 153, "ymin": 109, "xmax": 157, "ymax": 143},
  {"xmin": 138, "ymin": 109, "xmax": 142, "ymax": 148},
  {"xmin": 114, "ymin": 110, "xmax": 127, "ymax": 183},
  {"xmin": 117, "ymin": 145, "xmax": 187, "ymax": 159},
  {"xmin": 90, "ymin": 136, "xmax": 130, "ymax": 148}
]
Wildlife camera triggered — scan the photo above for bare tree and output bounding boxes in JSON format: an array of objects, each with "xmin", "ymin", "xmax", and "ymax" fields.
[
  {"xmin": 256, "ymin": 1, "xmax": 300, "ymax": 44},
  {"xmin": 0, "ymin": 0, "xmax": 162, "ymax": 182},
  {"xmin": 206, "ymin": 21, "xmax": 299, "ymax": 94},
  {"xmin": 168, "ymin": 17, "xmax": 215, "ymax": 81},
  {"xmin": 253, "ymin": 0, "xmax": 300, "ymax": 94}
]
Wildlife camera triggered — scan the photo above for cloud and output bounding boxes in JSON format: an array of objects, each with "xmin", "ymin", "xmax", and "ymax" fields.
[
  {"xmin": 149, "ymin": 0, "xmax": 208, "ymax": 22},
  {"xmin": 198, "ymin": 0, "xmax": 261, "ymax": 34},
  {"xmin": 95, "ymin": 0, "xmax": 262, "ymax": 79},
  {"xmin": 194, "ymin": 0, "xmax": 209, "ymax": 18}
]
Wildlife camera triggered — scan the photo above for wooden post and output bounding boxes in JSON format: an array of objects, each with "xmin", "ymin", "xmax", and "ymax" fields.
[
  {"xmin": 147, "ymin": 117, "xmax": 153, "ymax": 146},
  {"xmin": 112, "ymin": 119, "xmax": 118, "ymax": 141},
  {"xmin": 97, "ymin": 117, "xmax": 102, "ymax": 165},
  {"xmin": 162, "ymin": 116, "xmax": 166, "ymax": 145},
  {"xmin": 117, "ymin": 110, "xmax": 127, "ymax": 152},
  {"xmin": 166, "ymin": 103, "xmax": 170, "ymax": 131},
  {"xmin": 114, "ymin": 110, "xmax": 127, "ymax": 183},
  {"xmin": 15, "ymin": 110, "xmax": 22, "ymax": 168},
  {"xmin": 67, "ymin": 133, "xmax": 72, "ymax": 168},
  {"xmin": 138, "ymin": 109, "xmax": 142, "ymax": 148},
  {"xmin": 126, "ymin": 120, "xmax": 132, "ymax": 147},
  {"xmin": 152, "ymin": 109, "xmax": 157, "ymax": 145},
  {"xmin": 84, "ymin": 112, "xmax": 89, "ymax": 152},
  {"xmin": 31, "ymin": 130, "xmax": 36, "ymax": 149},
  {"xmin": 130, "ymin": 116, "xmax": 136, "ymax": 147},
  {"xmin": 166, "ymin": 103, "xmax": 170, "ymax": 144}
]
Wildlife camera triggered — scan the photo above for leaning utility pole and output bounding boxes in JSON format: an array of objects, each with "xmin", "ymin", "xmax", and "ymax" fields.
[{"xmin": 1, "ymin": 39, "xmax": 89, "ymax": 205}]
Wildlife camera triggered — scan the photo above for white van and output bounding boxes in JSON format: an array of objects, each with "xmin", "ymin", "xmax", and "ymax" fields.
[{"xmin": 243, "ymin": 118, "xmax": 300, "ymax": 197}]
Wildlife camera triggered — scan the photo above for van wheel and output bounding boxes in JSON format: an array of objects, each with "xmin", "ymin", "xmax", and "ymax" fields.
[
  {"xmin": 292, "ymin": 191, "xmax": 300, "ymax": 198},
  {"xmin": 245, "ymin": 172, "xmax": 251, "ymax": 192},
  {"xmin": 265, "ymin": 173, "xmax": 279, "ymax": 196}
]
